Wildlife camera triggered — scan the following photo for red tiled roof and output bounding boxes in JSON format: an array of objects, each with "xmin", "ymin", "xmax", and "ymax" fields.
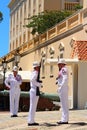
[{"xmin": 71, "ymin": 41, "xmax": 87, "ymax": 60}]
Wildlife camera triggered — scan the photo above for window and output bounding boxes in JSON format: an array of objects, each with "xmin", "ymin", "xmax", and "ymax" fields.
[
  {"xmin": 19, "ymin": 36, "xmax": 22, "ymax": 45},
  {"xmin": 49, "ymin": 47, "xmax": 55, "ymax": 77},
  {"xmin": 59, "ymin": 42, "xmax": 64, "ymax": 58},
  {"xmin": 41, "ymin": 51, "xmax": 46, "ymax": 78}
]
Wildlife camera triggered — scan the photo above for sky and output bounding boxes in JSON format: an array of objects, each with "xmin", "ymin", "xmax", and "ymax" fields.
[{"xmin": 0, "ymin": 0, "xmax": 10, "ymax": 57}]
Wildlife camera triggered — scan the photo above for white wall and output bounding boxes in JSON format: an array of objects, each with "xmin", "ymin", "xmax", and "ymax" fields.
[{"xmin": 78, "ymin": 61, "xmax": 87, "ymax": 109}]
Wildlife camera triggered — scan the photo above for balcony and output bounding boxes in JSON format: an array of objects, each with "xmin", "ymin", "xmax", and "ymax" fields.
[{"xmin": 65, "ymin": 2, "xmax": 79, "ymax": 11}]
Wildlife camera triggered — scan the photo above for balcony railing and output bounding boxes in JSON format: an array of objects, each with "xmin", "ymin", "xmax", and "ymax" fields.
[{"xmin": 65, "ymin": 2, "xmax": 79, "ymax": 11}]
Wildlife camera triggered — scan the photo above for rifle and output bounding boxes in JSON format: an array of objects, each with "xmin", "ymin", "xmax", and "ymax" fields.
[{"xmin": 36, "ymin": 61, "xmax": 42, "ymax": 96}]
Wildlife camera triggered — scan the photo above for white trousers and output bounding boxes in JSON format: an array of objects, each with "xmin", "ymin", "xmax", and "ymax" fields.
[
  {"xmin": 58, "ymin": 86, "xmax": 69, "ymax": 122},
  {"xmin": 10, "ymin": 88, "xmax": 20, "ymax": 115},
  {"xmin": 28, "ymin": 88, "xmax": 39, "ymax": 123}
]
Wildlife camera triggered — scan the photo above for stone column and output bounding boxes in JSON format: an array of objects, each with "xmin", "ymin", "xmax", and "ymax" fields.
[
  {"xmin": 80, "ymin": 0, "xmax": 87, "ymax": 9},
  {"xmin": 61, "ymin": 0, "xmax": 65, "ymax": 10}
]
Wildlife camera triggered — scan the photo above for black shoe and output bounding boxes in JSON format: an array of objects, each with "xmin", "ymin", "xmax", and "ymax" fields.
[
  {"xmin": 28, "ymin": 122, "xmax": 39, "ymax": 126},
  {"xmin": 57, "ymin": 121, "xmax": 68, "ymax": 125},
  {"xmin": 13, "ymin": 115, "xmax": 18, "ymax": 117},
  {"xmin": 11, "ymin": 115, "xmax": 18, "ymax": 117}
]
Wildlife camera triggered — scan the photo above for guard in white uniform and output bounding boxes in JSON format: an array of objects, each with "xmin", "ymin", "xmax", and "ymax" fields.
[
  {"xmin": 28, "ymin": 61, "xmax": 42, "ymax": 126},
  {"xmin": 5, "ymin": 66, "xmax": 22, "ymax": 117},
  {"xmin": 56, "ymin": 59, "xmax": 69, "ymax": 124}
]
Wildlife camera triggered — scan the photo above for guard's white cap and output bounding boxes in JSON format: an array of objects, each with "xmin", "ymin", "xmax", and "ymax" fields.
[
  {"xmin": 58, "ymin": 58, "xmax": 66, "ymax": 65},
  {"xmin": 33, "ymin": 61, "xmax": 40, "ymax": 68},
  {"xmin": 13, "ymin": 66, "xmax": 18, "ymax": 72}
]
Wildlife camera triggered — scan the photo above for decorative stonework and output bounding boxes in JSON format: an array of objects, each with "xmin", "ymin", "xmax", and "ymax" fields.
[{"xmin": 59, "ymin": 42, "xmax": 64, "ymax": 58}]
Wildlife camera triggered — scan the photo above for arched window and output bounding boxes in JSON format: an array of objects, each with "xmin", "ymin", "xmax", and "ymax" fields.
[
  {"xmin": 41, "ymin": 51, "xmax": 46, "ymax": 79},
  {"xmin": 49, "ymin": 47, "xmax": 55, "ymax": 77},
  {"xmin": 58, "ymin": 42, "xmax": 64, "ymax": 58}
]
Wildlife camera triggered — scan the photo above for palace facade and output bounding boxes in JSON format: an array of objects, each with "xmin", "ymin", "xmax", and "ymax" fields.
[{"xmin": 0, "ymin": 0, "xmax": 87, "ymax": 109}]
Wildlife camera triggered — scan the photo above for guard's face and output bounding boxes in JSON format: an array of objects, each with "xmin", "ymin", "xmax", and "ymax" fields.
[
  {"xmin": 58, "ymin": 64, "xmax": 64, "ymax": 70},
  {"xmin": 13, "ymin": 71, "xmax": 18, "ymax": 76},
  {"xmin": 34, "ymin": 66, "xmax": 40, "ymax": 71}
]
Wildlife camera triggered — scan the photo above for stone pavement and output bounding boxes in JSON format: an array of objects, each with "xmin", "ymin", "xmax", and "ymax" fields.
[{"xmin": 0, "ymin": 109, "xmax": 87, "ymax": 130}]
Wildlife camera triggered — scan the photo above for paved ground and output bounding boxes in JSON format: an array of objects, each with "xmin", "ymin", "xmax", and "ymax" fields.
[{"xmin": 0, "ymin": 109, "xmax": 87, "ymax": 130}]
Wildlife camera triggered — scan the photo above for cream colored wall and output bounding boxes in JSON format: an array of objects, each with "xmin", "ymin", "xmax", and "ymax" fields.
[
  {"xmin": 78, "ymin": 62, "xmax": 87, "ymax": 109},
  {"xmin": 83, "ymin": 0, "xmax": 87, "ymax": 8},
  {"xmin": 19, "ymin": 49, "xmax": 42, "ymax": 71},
  {"xmin": 66, "ymin": 0, "xmax": 79, "ymax": 2},
  {"xmin": 19, "ymin": 53, "xmax": 34, "ymax": 71},
  {"xmin": 72, "ymin": 26, "xmax": 87, "ymax": 41},
  {"xmin": 44, "ymin": 0, "xmax": 61, "ymax": 11},
  {"xmin": 41, "ymin": 64, "xmax": 57, "ymax": 93}
]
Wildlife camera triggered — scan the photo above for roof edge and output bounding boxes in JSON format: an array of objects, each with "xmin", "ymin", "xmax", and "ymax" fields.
[{"xmin": 8, "ymin": 0, "xmax": 16, "ymax": 8}]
